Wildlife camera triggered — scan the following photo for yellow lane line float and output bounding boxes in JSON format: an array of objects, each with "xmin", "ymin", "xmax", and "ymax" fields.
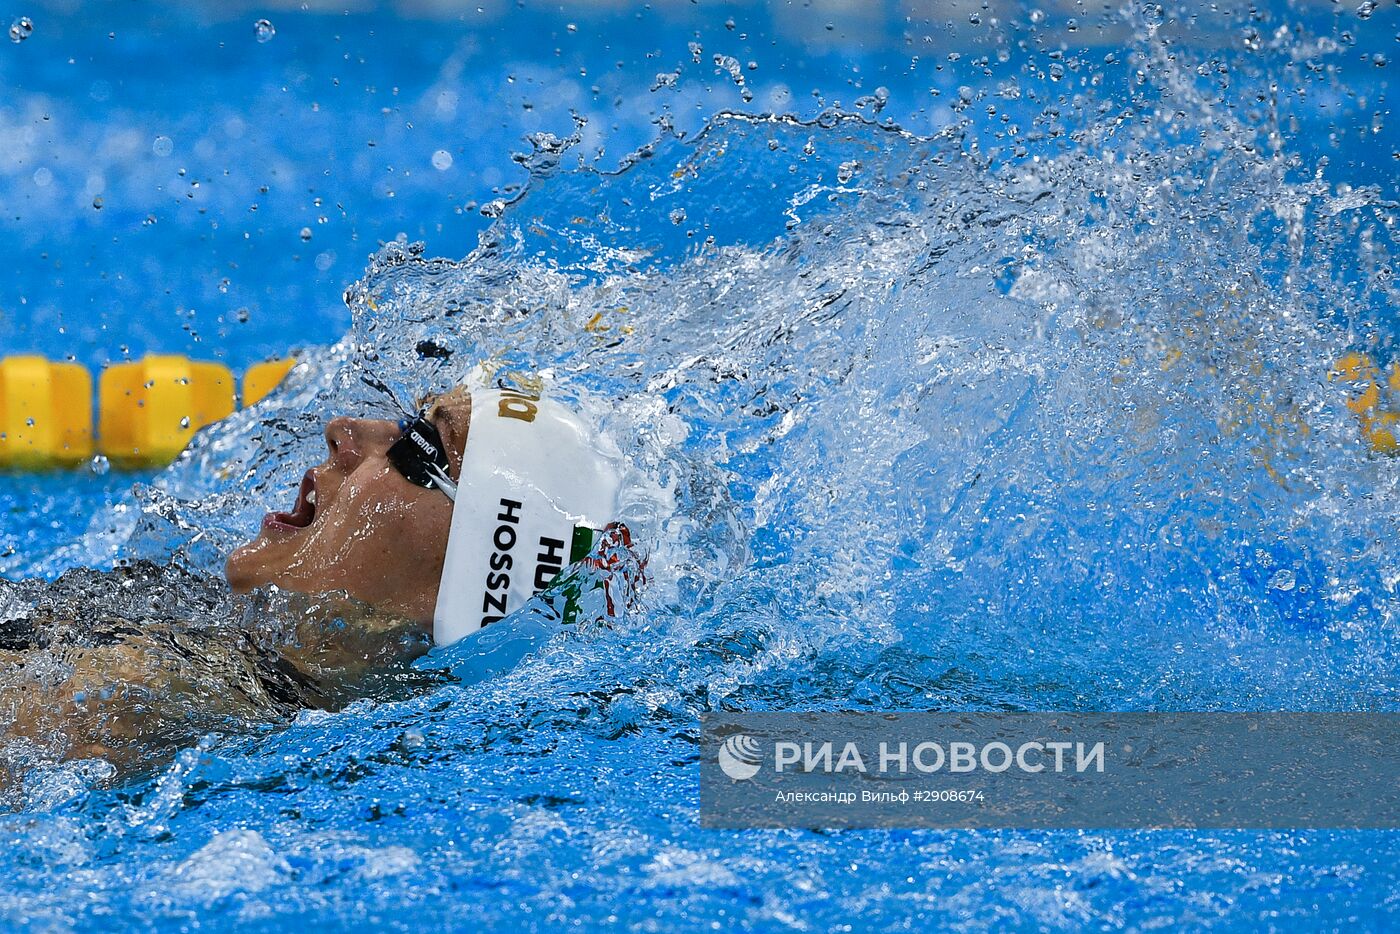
[
  {"xmin": 99, "ymin": 356, "xmax": 235, "ymax": 468},
  {"xmin": 1330, "ymin": 352, "xmax": 1400, "ymax": 456},
  {"xmin": 0, "ymin": 355, "xmax": 93, "ymax": 468},
  {"xmin": 0, "ymin": 355, "xmax": 295, "ymax": 470},
  {"xmin": 242, "ymin": 357, "xmax": 297, "ymax": 409}
]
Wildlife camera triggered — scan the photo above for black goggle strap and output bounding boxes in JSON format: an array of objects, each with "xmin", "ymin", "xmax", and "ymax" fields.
[{"xmin": 388, "ymin": 413, "xmax": 457, "ymax": 502}]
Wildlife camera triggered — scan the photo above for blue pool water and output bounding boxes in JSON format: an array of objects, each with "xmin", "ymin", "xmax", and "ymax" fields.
[{"xmin": 2, "ymin": 0, "xmax": 1399, "ymax": 929}]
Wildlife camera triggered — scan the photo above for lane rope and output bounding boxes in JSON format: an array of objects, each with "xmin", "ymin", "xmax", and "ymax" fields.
[
  {"xmin": 1, "ymin": 350, "xmax": 1394, "ymax": 470},
  {"xmin": 0, "ymin": 355, "xmax": 294, "ymax": 468}
]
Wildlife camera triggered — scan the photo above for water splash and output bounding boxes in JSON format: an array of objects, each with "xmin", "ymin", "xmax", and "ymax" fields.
[
  {"xmin": 0, "ymin": 4, "xmax": 1397, "ymax": 926},
  {"xmin": 123, "ymin": 95, "xmax": 1397, "ymax": 721}
]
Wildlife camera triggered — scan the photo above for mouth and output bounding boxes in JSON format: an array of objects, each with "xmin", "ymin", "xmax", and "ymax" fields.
[{"xmin": 263, "ymin": 470, "xmax": 319, "ymax": 533}]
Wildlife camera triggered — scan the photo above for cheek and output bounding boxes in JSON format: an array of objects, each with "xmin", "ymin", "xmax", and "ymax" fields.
[{"xmin": 313, "ymin": 474, "xmax": 449, "ymax": 571}]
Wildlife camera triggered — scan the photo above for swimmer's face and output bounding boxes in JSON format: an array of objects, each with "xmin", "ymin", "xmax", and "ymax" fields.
[{"xmin": 224, "ymin": 390, "xmax": 471, "ymax": 623}]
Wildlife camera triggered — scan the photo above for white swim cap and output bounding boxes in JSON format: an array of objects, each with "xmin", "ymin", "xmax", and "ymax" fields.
[{"xmin": 432, "ymin": 379, "xmax": 626, "ymax": 646}]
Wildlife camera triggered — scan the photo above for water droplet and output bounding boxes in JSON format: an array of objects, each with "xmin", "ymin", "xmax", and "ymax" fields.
[
  {"xmin": 855, "ymin": 87, "xmax": 890, "ymax": 114},
  {"xmin": 837, "ymin": 160, "xmax": 860, "ymax": 183},
  {"xmin": 235, "ymin": 307, "xmax": 250, "ymax": 323},
  {"xmin": 431, "ymin": 149, "xmax": 453, "ymax": 171},
  {"xmin": 25, "ymin": 418, "xmax": 35, "ymax": 427},
  {"xmin": 1066, "ymin": 18, "xmax": 1078, "ymax": 31},
  {"xmin": 152, "ymin": 135, "xmax": 174, "ymax": 157},
  {"xmin": 179, "ymin": 416, "xmax": 191, "ymax": 429},
  {"xmin": 1029, "ymin": 9, "xmax": 1044, "ymax": 24},
  {"xmin": 687, "ymin": 41, "xmax": 702, "ymax": 63},
  {"xmin": 1357, "ymin": 0, "xmax": 1378, "ymax": 19},
  {"xmin": 669, "ymin": 207, "xmax": 687, "ymax": 225},
  {"xmin": 253, "ymin": 18, "xmax": 275, "ymax": 42},
  {"xmin": 714, "ymin": 54, "xmax": 742, "ymax": 84},
  {"xmin": 89, "ymin": 454, "xmax": 110, "ymax": 476},
  {"xmin": 299, "ymin": 226, "xmax": 312, "ymax": 241},
  {"xmin": 92, "ymin": 195, "xmax": 103, "ymax": 210},
  {"xmin": 8, "ymin": 16, "xmax": 32, "ymax": 43},
  {"xmin": 1049, "ymin": 63, "xmax": 1065, "ymax": 81},
  {"xmin": 1269, "ymin": 569, "xmax": 1297, "ymax": 592},
  {"xmin": 968, "ymin": 12, "xmax": 981, "ymax": 25},
  {"xmin": 724, "ymin": 17, "xmax": 735, "ymax": 30}
]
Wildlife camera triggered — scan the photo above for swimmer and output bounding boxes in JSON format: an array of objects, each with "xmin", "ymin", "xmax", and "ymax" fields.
[
  {"xmin": 0, "ymin": 375, "xmax": 646, "ymax": 794},
  {"xmin": 227, "ymin": 379, "xmax": 638, "ymax": 640}
]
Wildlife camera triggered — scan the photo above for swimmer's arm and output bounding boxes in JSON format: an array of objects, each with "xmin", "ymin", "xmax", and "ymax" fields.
[
  {"xmin": 0, "ymin": 605, "xmax": 426, "ymax": 796},
  {"xmin": 0, "ymin": 639, "xmax": 209, "ymax": 784}
]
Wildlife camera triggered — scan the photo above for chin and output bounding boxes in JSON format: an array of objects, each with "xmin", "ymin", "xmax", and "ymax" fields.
[{"xmin": 224, "ymin": 540, "xmax": 268, "ymax": 593}]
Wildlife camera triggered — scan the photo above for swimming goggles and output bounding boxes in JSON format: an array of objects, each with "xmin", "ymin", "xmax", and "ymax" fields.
[{"xmin": 387, "ymin": 411, "xmax": 458, "ymax": 501}]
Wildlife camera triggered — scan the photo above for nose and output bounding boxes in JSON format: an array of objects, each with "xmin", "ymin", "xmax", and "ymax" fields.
[{"xmin": 324, "ymin": 416, "xmax": 400, "ymax": 470}]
